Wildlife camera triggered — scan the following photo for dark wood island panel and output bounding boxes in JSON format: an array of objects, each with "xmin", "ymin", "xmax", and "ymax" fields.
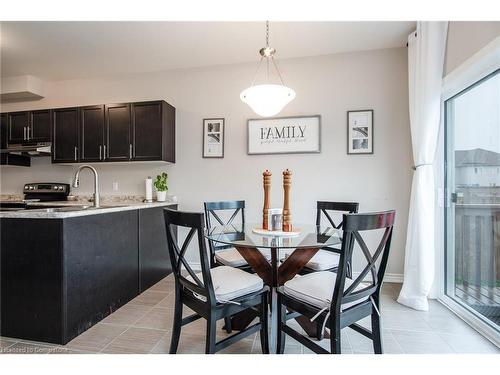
[{"xmin": 0, "ymin": 205, "xmax": 176, "ymax": 344}]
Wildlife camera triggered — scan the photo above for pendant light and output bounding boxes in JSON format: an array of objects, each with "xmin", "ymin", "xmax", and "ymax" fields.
[{"xmin": 240, "ymin": 21, "xmax": 296, "ymax": 117}]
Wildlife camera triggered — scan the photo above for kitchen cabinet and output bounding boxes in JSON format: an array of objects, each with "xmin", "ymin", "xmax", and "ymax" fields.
[
  {"xmin": 8, "ymin": 111, "xmax": 29, "ymax": 144},
  {"xmin": 0, "ymin": 205, "xmax": 176, "ymax": 344},
  {"xmin": 29, "ymin": 109, "xmax": 51, "ymax": 142},
  {"xmin": 105, "ymin": 103, "xmax": 131, "ymax": 161},
  {"xmin": 52, "ymin": 107, "xmax": 79, "ymax": 163},
  {"xmin": 132, "ymin": 101, "xmax": 175, "ymax": 162},
  {"xmin": 0, "ymin": 113, "xmax": 31, "ymax": 167},
  {"xmin": 8, "ymin": 110, "xmax": 51, "ymax": 144},
  {"xmin": 80, "ymin": 105, "xmax": 105, "ymax": 162},
  {"xmin": 3, "ymin": 99, "xmax": 175, "ymax": 164},
  {"xmin": 0, "ymin": 113, "xmax": 7, "ymax": 149},
  {"xmin": 138, "ymin": 206, "xmax": 176, "ymax": 292}
]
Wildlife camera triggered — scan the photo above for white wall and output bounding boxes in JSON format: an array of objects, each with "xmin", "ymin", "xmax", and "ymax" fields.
[
  {"xmin": 0, "ymin": 47, "xmax": 412, "ymax": 276},
  {"xmin": 445, "ymin": 21, "xmax": 500, "ymax": 75}
]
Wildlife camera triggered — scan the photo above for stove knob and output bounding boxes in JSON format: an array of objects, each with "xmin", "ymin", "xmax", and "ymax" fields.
[{"xmin": 29, "ymin": 186, "xmax": 34, "ymax": 190}]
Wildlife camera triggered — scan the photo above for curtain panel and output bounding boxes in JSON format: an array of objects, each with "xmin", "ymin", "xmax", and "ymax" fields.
[{"xmin": 398, "ymin": 21, "xmax": 448, "ymax": 311}]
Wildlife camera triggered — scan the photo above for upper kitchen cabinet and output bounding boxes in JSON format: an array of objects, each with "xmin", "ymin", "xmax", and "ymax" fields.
[
  {"xmin": 80, "ymin": 105, "xmax": 105, "ymax": 162},
  {"xmin": 131, "ymin": 101, "xmax": 175, "ymax": 162},
  {"xmin": 0, "ymin": 113, "xmax": 7, "ymax": 149},
  {"xmin": 105, "ymin": 103, "xmax": 131, "ymax": 161},
  {"xmin": 8, "ymin": 110, "xmax": 51, "ymax": 144},
  {"xmin": 29, "ymin": 110, "xmax": 52, "ymax": 142},
  {"xmin": 8, "ymin": 111, "xmax": 30, "ymax": 144},
  {"xmin": 52, "ymin": 107, "xmax": 79, "ymax": 163}
]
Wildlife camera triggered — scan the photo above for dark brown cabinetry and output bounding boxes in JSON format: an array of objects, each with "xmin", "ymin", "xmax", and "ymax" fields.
[
  {"xmin": 1, "ymin": 205, "xmax": 175, "ymax": 344},
  {"xmin": 8, "ymin": 110, "xmax": 51, "ymax": 144},
  {"xmin": 105, "ymin": 103, "xmax": 131, "ymax": 161},
  {"xmin": 0, "ymin": 113, "xmax": 7, "ymax": 149},
  {"xmin": 8, "ymin": 112, "xmax": 29, "ymax": 144},
  {"xmin": 52, "ymin": 108, "xmax": 79, "ymax": 163},
  {"xmin": 4, "ymin": 99, "xmax": 175, "ymax": 165},
  {"xmin": 0, "ymin": 114, "xmax": 31, "ymax": 166},
  {"xmin": 80, "ymin": 105, "xmax": 105, "ymax": 162},
  {"xmin": 132, "ymin": 101, "xmax": 175, "ymax": 162},
  {"xmin": 29, "ymin": 109, "xmax": 52, "ymax": 142}
]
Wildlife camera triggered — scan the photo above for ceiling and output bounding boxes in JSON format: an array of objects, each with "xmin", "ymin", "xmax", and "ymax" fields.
[{"xmin": 0, "ymin": 21, "xmax": 416, "ymax": 81}]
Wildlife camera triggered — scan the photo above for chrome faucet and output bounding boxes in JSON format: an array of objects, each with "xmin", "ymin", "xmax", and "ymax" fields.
[{"xmin": 72, "ymin": 165, "xmax": 100, "ymax": 208}]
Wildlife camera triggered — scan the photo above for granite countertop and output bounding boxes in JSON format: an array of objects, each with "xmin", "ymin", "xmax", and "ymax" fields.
[{"xmin": 0, "ymin": 195, "xmax": 178, "ymax": 219}]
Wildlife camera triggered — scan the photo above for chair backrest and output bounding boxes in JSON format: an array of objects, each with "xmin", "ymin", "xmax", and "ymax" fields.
[
  {"xmin": 204, "ymin": 200, "xmax": 245, "ymax": 265},
  {"xmin": 163, "ymin": 208, "xmax": 217, "ymax": 306},
  {"xmin": 331, "ymin": 210, "xmax": 396, "ymax": 313},
  {"xmin": 316, "ymin": 201, "xmax": 359, "ymax": 229}
]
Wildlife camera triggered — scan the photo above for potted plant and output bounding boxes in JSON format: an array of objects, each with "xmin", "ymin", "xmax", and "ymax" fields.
[{"xmin": 154, "ymin": 172, "xmax": 168, "ymax": 202}]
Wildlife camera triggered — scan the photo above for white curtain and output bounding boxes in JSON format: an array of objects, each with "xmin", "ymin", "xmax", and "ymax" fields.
[{"xmin": 397, "ymin": 22, "xmax": 448, "ymax": 311}]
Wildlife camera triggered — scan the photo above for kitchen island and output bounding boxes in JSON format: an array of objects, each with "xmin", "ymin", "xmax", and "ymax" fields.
[{"xmin": 0, "ymin": 201, "xmax": 177, "ymax": 344}]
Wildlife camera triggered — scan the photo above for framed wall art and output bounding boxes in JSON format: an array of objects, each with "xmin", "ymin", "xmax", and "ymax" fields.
[
  {"xmin": 203, "ymin": 118, "xmax": 225, "ymax": 158},
  {"xmin": 347, "ymin": 110, "xmax": 373, "ymax": 154},
  {"xmin": 247, "ymin": 115, "xmax": 321, "ymax": 155}
]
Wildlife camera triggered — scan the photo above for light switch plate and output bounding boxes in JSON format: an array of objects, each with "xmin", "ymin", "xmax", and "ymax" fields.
[{"xmin": 112, "ymin": 182, "xmax": 119, "ymax": 191}]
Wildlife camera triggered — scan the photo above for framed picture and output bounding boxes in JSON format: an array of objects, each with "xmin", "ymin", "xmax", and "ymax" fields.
[
  {"xmin": 247, "ymin": 115, "xmax": 321, "ymax": 155},
  {"xmin": 347, "ymin": 110, "xmax": 373, "ymax": 154},
  {"xmin": 203, "ymin": 118, "xmax": 225, "ymax": 158}
]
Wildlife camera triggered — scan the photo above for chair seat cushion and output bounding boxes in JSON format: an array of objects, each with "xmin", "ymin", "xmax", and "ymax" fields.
[
  {"xmin": 284, "ymin": 249, "xmax": 340, "ymax": 271},
  {"xmin": 215, "ymin": 247, "xmax": 272, "ymax": 267},
  {"xmin": 187, "ymin": 266, "xmax": 263, "ymax": 302},
  {"xmin": 283, "ymin": 271, "xmax": 369, "ymax": 311}
]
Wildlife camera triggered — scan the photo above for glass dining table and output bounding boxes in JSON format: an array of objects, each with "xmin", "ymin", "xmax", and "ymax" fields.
[{"xmin": 206, "ymin": 223, "xmax": 342, "ymax": 351}]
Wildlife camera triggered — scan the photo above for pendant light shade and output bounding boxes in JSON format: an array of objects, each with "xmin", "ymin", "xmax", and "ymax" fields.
[
  {"xmin": 240, "ymin": 84, "xmax": 296, "ymax": 117},
  {"xmin": 240, "ymin": 22, "xmax": 295, "ymax": 117}
]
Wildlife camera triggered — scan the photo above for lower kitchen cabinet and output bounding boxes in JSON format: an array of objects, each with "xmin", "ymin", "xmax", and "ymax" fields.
[
  {"xmin": 139, "ymin": 206, "xmax": 174, "ymax": 292},
  {"xmin": 0, "ymin": 205, "xmax": 176, "ymax": 344}
]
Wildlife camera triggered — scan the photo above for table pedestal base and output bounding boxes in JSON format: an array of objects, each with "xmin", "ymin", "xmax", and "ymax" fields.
[{"xmin": 224, "ymin": 246, "xmax": 328, "ymax": 351}]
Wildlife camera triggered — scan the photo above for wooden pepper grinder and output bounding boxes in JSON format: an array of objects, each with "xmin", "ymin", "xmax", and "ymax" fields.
[
  {"xmin": 282, "ymin": 169, "xmax": 292, "ymax": 232},
  {"xmin": 262, "ymin": 170, "xmax": 272, "ymax": 230}
]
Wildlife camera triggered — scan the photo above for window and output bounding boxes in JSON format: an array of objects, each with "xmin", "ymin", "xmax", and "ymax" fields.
[{"xmin": 445, "ymin": 69, "xmax": 500, "ymax": 335}]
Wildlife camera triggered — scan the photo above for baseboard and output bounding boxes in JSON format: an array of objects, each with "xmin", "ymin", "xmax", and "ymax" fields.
[{"xmin": 189, "ymin": 262, "xmax": 404, "ymax": 284}]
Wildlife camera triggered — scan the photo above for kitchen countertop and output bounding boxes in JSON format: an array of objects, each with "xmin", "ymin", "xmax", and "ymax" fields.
[{"xmin": 0, "ymin": 200, "xmax": 178, "ymax": 219}]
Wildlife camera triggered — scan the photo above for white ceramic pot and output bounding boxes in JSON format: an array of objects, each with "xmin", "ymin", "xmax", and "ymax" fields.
[{"xmin": 156, "ymin": 190, "xmax": 167, "ymax": 202}]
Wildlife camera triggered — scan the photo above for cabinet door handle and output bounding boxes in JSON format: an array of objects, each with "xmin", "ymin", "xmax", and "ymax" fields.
[
  {"xmin": 74, "ymin": 146, "xmax": 78, "ymax": 161},
  {"xmin": 103, "ymin": 145, "xmax": 106, "ymax": 160},
  {"xmin": 23, "ymin": 126, "xmax": 27, "ymax": 140},
  {"xmin": 27, "ymin": 126, "xmax": 31, "ymax": 141},
  {"xmin": 99, "ymin": 145, "xmax": 102, "ymax": 160},
  {"xmin": 129, "ymin": 144, "xmax": 133, "ymax": 159}
]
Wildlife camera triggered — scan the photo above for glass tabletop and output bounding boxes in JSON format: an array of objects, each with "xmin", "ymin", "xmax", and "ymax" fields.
[{"xmin": 205, "ymin": 223, "xmax": 342, "ymax": 249}]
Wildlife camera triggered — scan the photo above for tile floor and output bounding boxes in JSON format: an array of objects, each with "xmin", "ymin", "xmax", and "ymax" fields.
[{"xmin": 0, "ymin": 276, "xmax": 498, "ymax": 354}]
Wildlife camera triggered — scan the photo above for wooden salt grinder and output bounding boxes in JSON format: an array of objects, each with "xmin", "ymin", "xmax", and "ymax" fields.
[
  {"xmin": 282, "ymin": 169, "xmax": 292, "ymax": 232},
  {"xmin": 262, "ymin": 170, "xmax": 272, "ymax": 230}
]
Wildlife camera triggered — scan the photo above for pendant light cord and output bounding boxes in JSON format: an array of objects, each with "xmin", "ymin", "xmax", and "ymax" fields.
[
  {"xmin": 249, "ymin": 20, "xmax": 286, "ymax": 87},
  {"xmin": 266, "ymin": 21, "xmax": 270, "ymax": 81}
]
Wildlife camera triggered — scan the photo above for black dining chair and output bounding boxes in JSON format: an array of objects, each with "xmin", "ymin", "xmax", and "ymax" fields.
[
  {"xmin": 283, "ymin": 201, "xmax": 358, "ymax": 277},
  {"xmin": 276, "ymin": 210, "xmax": 395, "ymax": 354},
  {"xmin": 163, "ymin": 208, "xmax": 269, "ymax": 354},
  {"xmin": 204, "ymin": 200, "xmax": 271, "ymax": 270}
]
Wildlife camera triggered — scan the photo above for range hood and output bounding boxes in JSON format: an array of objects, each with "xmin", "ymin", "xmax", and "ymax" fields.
[{"xmin": 1, "ymin": 142, "xmax": 52, "ymax": 156}]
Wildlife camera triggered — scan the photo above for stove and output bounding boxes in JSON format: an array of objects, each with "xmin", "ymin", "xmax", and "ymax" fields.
[{"xmin": 0, "ymin": 182, "xmax": 71, "ymax": 211}]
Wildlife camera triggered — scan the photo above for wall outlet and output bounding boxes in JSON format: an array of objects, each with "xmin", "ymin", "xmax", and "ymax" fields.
[{"xmin": 112, "ymin": 182, "xmax": 119, "ymax": 191}]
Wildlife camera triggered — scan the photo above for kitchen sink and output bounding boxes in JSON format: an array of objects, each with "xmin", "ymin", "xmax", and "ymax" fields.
[
  {"xmin": 42, "ymin": 205, "xmax": 92, "ymax": 212},
  {"xmin": 39, "ymin": 205, "xmax": 121, "ymax": 212}
]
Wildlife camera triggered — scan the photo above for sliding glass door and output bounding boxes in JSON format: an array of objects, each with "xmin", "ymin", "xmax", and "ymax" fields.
[{"xmin": 445, "ymin": 69, "xmax": 500, "ymax": 334}]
